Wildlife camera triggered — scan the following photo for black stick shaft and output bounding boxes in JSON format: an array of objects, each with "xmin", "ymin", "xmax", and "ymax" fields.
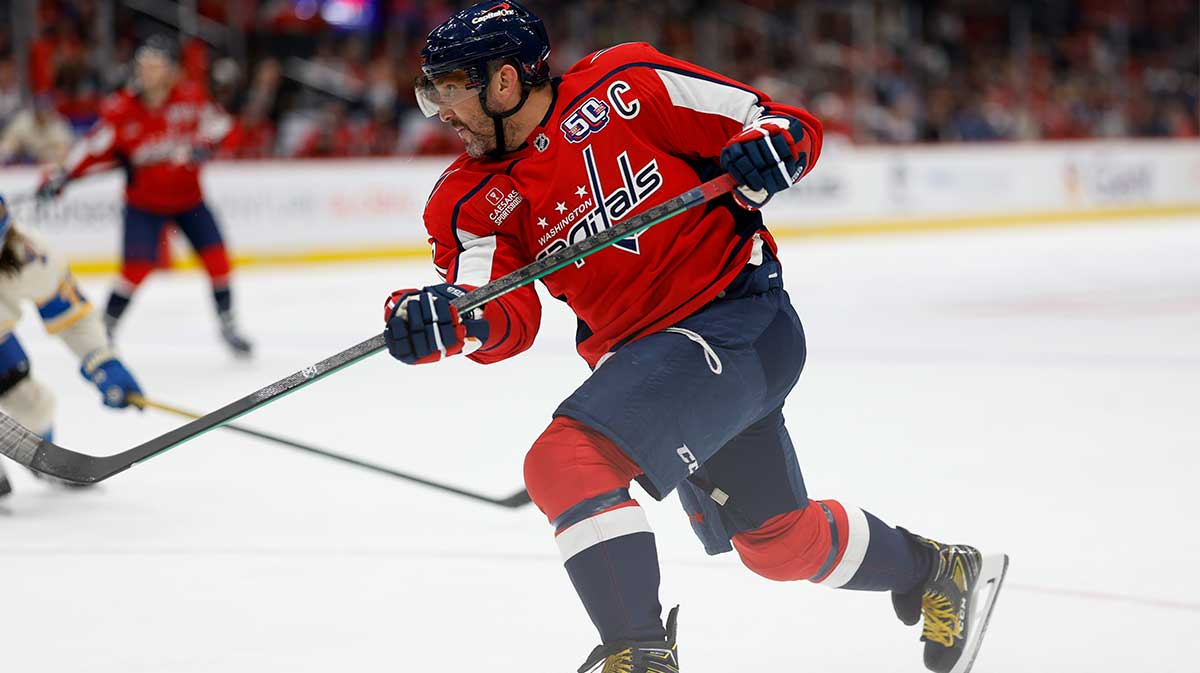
[
  {"xmin": 141, "ymin": 396, "xmax": 530, "ymax": 507},
  {"xmin": 3, "ymin": 174, "xmax": 736, "ymax": 483}
]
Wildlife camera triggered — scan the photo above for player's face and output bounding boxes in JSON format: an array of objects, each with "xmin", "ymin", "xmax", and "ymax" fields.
[
  {"xmin": 136, "ymin": 52, "xmax": 174, "ymax": 93},
  {"xmin": 423, "ymin": 72, "xmax": 497, "ymax": 158}
]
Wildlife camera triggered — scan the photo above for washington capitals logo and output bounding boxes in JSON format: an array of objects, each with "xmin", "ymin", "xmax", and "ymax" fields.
[{"xmin": 535, "ymin": 145, "xmax": 664, "ymax": 265}]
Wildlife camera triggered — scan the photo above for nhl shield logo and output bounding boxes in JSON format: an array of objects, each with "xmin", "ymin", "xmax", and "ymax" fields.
[{"xmin": 533, "ymin": 132, "xmax": 550, "ymax": 152}]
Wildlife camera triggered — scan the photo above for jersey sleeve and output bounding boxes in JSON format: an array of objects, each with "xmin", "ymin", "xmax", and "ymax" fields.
[
  {"xmin": 186, "ymin": 84, "xmax": 234, "ymax": 147},
  {"xmin": 61, "ymin": 97, "xmax": 124, "ymax": 179},
  {"xmin": 5, "ymin": 228, "xmax": 94, "ymax": 335},
  {"xmin": 581, "ymin": 43, "xmax": 823, "ymax": 179},
  {"xmin": 424, "ymin": 168, "xmax": 541, "ymax": 365},
  {"xmin": 198, "ymin": 102, "xmax": 234, "ymax": 146}
]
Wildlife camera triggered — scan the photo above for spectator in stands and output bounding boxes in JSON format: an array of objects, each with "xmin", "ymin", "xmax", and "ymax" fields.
[
  {"xmin": 0, "ymin": 94, "xmax": 74, "ymax": 165},
  {"xmin": 245, "ymin": 58, "xmax": 283, "ymax": 115},
  {"xmin": 295, "ymin": 101, "xmax": 365, "ymax": 158},
  {"xmin": 365, "ymin": 104, "xmax": 400, "ymax": 157},
  {"xmin": 0, "ymin": 59, "xmax": 22, "ymax": 128},
  {"xmin": 8, "ymin": 0, "xmax": 1197, "ymax": 153},
  {"xmin": 222, "ymin": 100, "xmax": 276, "ymax": 159}
]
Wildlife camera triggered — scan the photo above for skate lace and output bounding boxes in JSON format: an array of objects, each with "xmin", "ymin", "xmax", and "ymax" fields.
[
  {"xmin": 600, "ymin": 649, "xmax": 634, "ymax": 673},
  {"xmin": 921, "ymin": 593, "xmax": 963, "ymax": 647}
]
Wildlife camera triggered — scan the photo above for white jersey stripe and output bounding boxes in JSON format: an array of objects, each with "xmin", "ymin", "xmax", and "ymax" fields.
[
  {"xmin": 198, "ymin": 103, "xmax": 233, "ymax": 143},
  {"xmin": 63, "ymin": 123, "xmax": 114, "ymax": 173},
  {"xmin": 555, "ymin": 505, "xmax": 652, "ymax": 562},
  {"xmin": 817, "ymin": 505, "xmax": 871, "ymax": 588},
  {"xmin": 655, "ymin": 70, "xmax": 763, "ymax": 126},
  {"xmin": 453, "ymin": 234, "xmax": 498, "ymax": 288}
]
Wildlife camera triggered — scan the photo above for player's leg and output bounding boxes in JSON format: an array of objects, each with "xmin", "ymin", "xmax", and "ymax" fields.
[
  {"xmin": 105, "ymin": 205, "xmax": 166, "ymax": 337},
  {"xmin": 684, "ymin": 333, "xmax": 1006, "ymax": 673},
  {"xmin": 526, "ymin": 254, "xmax": 802, "ymax": 671},
  {"xmin": 0, "ymin": 331, "xmax": 61, "ymax": 493},
  {"xmin": 174, "ymin": 202, "xmax": 252, "ymax": 356},
  {"xmin": 524, "ymin": 417, "xmax": 664, "ymax": 639},
  {"xmin": 525, "ymin": 418, "xmax": 683, "ymax": 673},
  {"xmin": 681, "ymin": 406, "xmax": 934, "ymax": 590}
]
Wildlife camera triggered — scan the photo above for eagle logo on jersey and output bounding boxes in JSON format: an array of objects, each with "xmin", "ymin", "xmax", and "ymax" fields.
[{"xmin": 535, "ymin": 144, "xmax": 663, "ymax": 265}]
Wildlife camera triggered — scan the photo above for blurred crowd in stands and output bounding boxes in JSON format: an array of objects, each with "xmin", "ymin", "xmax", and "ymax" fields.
[{"xmin": 0, "ymin": 0, "xmax": 1196, "ymax": 166}]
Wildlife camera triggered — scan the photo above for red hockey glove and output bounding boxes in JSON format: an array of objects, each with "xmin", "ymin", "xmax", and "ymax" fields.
[
  {"xmin": 720, "ymin": 115, "xmax": 808, "ymax": 210},
  {"xmin": 383, "ymin": 284, "xmax": 490, "ymax": 365}
]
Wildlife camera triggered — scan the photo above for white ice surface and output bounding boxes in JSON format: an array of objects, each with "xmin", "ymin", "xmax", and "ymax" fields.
[{"xmin": 2, "ymin": 216, "xmax": 1198, "ymax": 672}]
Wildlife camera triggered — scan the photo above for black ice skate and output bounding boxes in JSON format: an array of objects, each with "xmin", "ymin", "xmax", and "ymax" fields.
[
  {"xmin": 892, "ymin": 535, "xmax": 1009, "ymax": 673},
  {"xmin": 578, "ymin": 606, "xmax": 680, "ymax": 673},
  {"xmin": 219, "ymin": 313, "xmax": 253, "ymax": 358}
]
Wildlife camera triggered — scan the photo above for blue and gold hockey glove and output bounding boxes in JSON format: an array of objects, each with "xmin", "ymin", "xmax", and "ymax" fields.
[
  {"xmin": 383, "ymin": 284, "xmax": 490, "ymax": 365},
  {"xmin": 720, "ymin": 115, "xmax": 808, "ymax": 210},
  {"xmin": 80, "ymin": 348, "xmax": 143, "ymax": 409}
]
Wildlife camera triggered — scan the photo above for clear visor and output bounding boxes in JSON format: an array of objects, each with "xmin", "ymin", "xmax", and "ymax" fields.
[{"xmin": 414, "ymin": 73, "xmax": 482, "ymax": 117}]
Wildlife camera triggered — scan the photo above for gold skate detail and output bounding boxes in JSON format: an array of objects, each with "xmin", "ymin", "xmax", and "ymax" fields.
[{"xmin": 921, "ymin": 593, "xmax": 964, "ymax": 648}]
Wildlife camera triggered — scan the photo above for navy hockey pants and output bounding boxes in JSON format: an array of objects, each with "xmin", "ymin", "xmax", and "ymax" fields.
[{"xmin": 556, "ymin": 253, "xmax": 810, "ymax": 554}]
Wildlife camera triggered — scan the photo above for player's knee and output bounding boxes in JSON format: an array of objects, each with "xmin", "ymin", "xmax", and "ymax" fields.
[
  {"xmin": 120, "ymin": 260, "xmax": 154, "ymax": 287},
  {"xmin": 523, "ymin": 416, "xmax": 641, "ymax": 522},
  {"xmin": 198, "ymin": 245, "xmax": 231, "ymax": 281},
  {"xmin": 732, "ymin": 500, "xmax": 838, "ymax": 582}
]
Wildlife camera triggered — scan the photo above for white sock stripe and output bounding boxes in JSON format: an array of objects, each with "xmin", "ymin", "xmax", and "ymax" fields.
[
  {"xmin": 817, "ymin": 505, "xmax": 871, "ymax": 588},
  {"xmin": 555, "ymin": 505, "xmax": 652, "ymax": 562}
]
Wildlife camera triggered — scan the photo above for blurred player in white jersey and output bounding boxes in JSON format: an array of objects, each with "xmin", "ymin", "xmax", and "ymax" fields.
[{"xmin": 0, "ymin": 194, "xmax": 142, "ymax": 498}]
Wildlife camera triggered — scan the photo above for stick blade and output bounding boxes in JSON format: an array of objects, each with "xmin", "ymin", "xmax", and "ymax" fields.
[{"xmin": 0, "ymin": 410, "xmax": 104, "ymax": 484}]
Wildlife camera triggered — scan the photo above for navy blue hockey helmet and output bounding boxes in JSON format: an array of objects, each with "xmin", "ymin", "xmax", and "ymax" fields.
[{"xmin": 415, "ymin": 0, "xmax": 551, "ymax": 117}]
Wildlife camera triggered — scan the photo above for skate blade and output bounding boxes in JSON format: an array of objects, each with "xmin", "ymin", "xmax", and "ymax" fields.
[{"xmin": 947, "ymin": 553, "xmax": 1009, "ymax": 673}]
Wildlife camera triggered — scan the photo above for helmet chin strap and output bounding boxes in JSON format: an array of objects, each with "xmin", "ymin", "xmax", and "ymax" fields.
[{"xmin": 478, "ymin": 78, "xmax": 534, "ymax": 159}]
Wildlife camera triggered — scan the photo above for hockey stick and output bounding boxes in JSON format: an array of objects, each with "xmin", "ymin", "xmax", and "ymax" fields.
[
  {"xmin": 0, "ymin": 173, "xmax": 736, "ymax": 483},
  {"xmin": 133, "ymin": 394, "xmax": 531, "ymax": 508}
]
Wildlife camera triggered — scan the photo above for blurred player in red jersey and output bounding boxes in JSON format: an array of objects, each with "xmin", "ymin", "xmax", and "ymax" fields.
[
  {"xmin": 381, "ymin": 3, "xmax": 1007, "ymax": 673},
  {"xmin": 38, "ymin": 35, "xmax": 252, "ymax": 357}
]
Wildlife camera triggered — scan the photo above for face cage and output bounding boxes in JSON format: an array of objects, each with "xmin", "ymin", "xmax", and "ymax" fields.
[{"xmin": 414, "ymin": 70, "xmax": 486, "ymax": 117}]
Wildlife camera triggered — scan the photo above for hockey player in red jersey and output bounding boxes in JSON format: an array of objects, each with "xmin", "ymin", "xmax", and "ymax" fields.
[
  {"xmin": 384, "ymin": 3, "xmax": 1008, "ymax": 672},
  {"xmin": 38, "ymin": 35, "xmax": 252, "ymax": 358}
]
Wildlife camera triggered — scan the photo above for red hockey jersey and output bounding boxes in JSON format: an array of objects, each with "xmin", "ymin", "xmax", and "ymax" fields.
[
  {"xmin": 423, "ymin": 43, "xmax": 822, "ymax": 368},
  {"xmin": 62, "ymin": 81, "xmax": 232, "ymax": 214}
]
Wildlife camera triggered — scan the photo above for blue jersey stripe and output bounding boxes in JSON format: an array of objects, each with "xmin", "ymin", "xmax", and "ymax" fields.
[{"xmin": 447, "ymin": 174, "xmax": 495, "ymax": 282}]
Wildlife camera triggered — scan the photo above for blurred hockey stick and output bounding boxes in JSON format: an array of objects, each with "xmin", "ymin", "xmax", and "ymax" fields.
[
  {"xmin": 0, "ymin": 173, "xmax": 737, "ymax": 484},
  {"xmin": 132, "ymin": 394, "xmax": 531, "ymax": 508},
  {"xmin": 1, "ymin": 165, "xmax": 119, "ymax": 214}
]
